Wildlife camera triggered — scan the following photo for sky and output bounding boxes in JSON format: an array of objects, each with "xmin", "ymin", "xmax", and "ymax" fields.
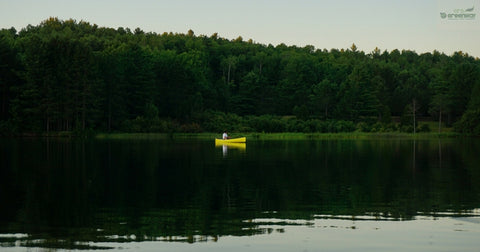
[{"xmin": 1, "ymin": 0, "xmax": 480, "ymax": 57}]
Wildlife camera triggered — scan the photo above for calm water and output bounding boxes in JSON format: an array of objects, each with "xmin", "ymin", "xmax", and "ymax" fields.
[{"xmin": 1, "ymin": 137, "xmax": 480, "ymax": 251}]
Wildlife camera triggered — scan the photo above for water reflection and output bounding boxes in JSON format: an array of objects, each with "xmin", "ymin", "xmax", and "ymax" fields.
[
  {"xmin": 215, "ymin": 142, "xmax": 246, "ymax": 157},
  {"xmin": 0, "ymin": 138, "xmax": 479, "ymax": 250}
]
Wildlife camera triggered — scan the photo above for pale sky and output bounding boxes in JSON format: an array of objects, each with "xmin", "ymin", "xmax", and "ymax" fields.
[{"xmin": 1, "ymin": 0, "xmax": 479, "ymax": 57}]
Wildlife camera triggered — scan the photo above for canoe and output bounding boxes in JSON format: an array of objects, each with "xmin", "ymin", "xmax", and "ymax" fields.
[{"xmin": 215, "ymin": 137, "xmax": 246, "ymax": 144}]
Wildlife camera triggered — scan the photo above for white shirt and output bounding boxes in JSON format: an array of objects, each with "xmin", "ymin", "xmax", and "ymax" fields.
[{"xmin": 222, "ymin": 132, "xmax": 228, "ymax": 139}]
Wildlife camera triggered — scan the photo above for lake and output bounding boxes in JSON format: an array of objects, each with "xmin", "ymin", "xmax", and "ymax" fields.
[{"xmin": 1, "ymin": 137, "xmax": 480, "ymax": 251}]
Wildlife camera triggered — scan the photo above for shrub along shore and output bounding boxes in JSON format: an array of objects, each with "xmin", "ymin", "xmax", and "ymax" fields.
[
  {"xmin": 97, "ymin": 115, "xmax": 460, "ymax": 140},
  {"xmin": 2, "ymin": 111, "xmax": 460, "ymax": 138},
  {"xmin": 94, "ymin": 131, "xmax": 461, "ymax": 141},
  {"xmin": 3, "ymin": 111, "xmax": 463, "ymax": 138}
]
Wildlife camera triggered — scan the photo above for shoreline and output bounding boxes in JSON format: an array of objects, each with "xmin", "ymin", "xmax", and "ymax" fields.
[
  {"xmin": 94, "ymin": 132, "xmax": 463, "ymax": 140},
  {"xmin": 2, "ymin": 131, "xmax": 469, "ymax": 140}
]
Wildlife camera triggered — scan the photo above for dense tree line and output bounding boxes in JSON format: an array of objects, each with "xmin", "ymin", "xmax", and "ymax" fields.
[{"xmin": 1, "ymin": 18, "xmax": 479, "ymax": 134}]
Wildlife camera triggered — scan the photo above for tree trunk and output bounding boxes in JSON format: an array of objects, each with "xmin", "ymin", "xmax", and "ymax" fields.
[
  {"xmin": 46, "ymin": 117, "xmax": 49, "ymax": 133},
  {"xmin": 82, "ymin": 83, "xmax": 86, "ymax": 130},
  {"xmin": 413, "ymin": 99, "xmax": 416, "ymax": 134},
  {"xmin": 108, "ymin": 102, "xmax": 112, "ymax": 132},
  {"xmin": 82, "ymin": 99, "xmax": 86, "ymax": 130},
  {"xmin": 1, "ymin": 89, "xmax": 6, "ymax": 120},
  {"xmin": 438, "ymin": 108, "xmax": 442, "ymax": 134},
  {"xmin": 227, "ymin": 63, "xmax": 231, "ymax": 84}
]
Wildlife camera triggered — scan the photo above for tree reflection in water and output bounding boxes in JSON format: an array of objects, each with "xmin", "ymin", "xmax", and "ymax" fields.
[{"xmin": 0, "ymin": 138, "xmax": 479, "ymax": 250}]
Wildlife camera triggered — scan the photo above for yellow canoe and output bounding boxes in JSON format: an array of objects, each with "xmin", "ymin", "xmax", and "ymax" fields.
[{"xmin": 215, "ymin": 137, "xmax": 246, "ymax": 144}]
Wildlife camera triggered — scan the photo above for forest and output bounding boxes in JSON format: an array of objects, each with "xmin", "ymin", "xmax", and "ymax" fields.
[{"xmin": 1, "ymin": 18, "xmax": 480, "ymax": 135}]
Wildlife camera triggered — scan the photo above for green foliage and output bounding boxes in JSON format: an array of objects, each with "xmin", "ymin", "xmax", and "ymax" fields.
[
  {"xmin": 144, "ymin": 102, "xmax": 159, "ymax": 120},
  {"xmin": 356, "ymin": 121, "xmax": 399, "ymax": 133},
  {"xmin": 1, "ymin": 18, "xmax": 479, "ymax": 134},
  {"xmin": 400, "ymin": 103, "xmax": 418, "ymax": 129},
  {"xmin": 417, "ymin": 124, "xmax": 431, "ymax": 133},
  {"xmin": 332, "ymin": 120, "xmax": 356, "ymax": 133},
  {"xmin": 467, "ymin": 80, "xmax": 480, "ymax": 110},
  {"xmin": 310, "ymin": 79, "xmax": 338, "ymax": 119},
  {"xmin": 379, "ymin": 105, "xmax": 392, "ymax": 124},
  {"xmin": 454, "ymin": 109, "xmax": 480, "ymax": 135},
  {"xmin": 356, "ymin": 122, "xmax": 371, "ymax": 132},
  {"xmin": 121, "ymin": 117, "xmax": 177, "ymax": 133},
  {"xmin": 453, "ymin": 78, "xmax": 480, "ymax": 135},
  {"xmin": 377, "ymin": 122, "xmax": 398, "ymax": 132},
  {"xmin": 247, "ymin": 115, "xmax": 286, "ymax": 133},
  {"xmin": 400, "ymin": 125, "xmax": 414, "ymax": 133},
  {"xmin": 0, "ymin": 120, "xmax": 16, "ymax": 136},
  {"xmin": 198, "ymin": 110, "xmax": 246, "ymax": 133},
  {"xmin": 293, "ymin": 105, "xmax": 309, "ymax": 120}
]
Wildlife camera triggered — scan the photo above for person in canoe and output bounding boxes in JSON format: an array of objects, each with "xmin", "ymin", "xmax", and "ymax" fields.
[{"xmin": 223, "ymin": 130, "xmax": 230, "ymax": 140}]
